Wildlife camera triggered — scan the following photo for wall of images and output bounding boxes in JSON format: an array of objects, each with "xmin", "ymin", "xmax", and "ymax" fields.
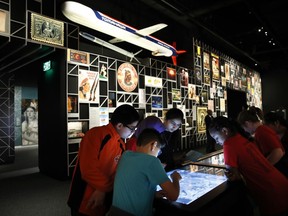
[{"xmin": 65, "ymin": 39, "xmax": 262, "ymax": 176}]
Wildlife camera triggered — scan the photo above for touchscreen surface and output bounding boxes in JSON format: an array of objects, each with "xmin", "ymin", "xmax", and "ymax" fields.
[{"xmin": 157, "ymin": 169, "xmax": 227, "ymax": 205}]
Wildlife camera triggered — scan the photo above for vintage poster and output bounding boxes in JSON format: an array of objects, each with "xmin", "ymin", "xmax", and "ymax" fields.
[
  {"xmin": 67, "ymin": 49, "xmax": 89, "ymax": 65},
  {"xmin": 211, "ymin": 53, "xmax": 220, "ymax": 80},
  {"xmin": 117, "ymin": 62, "xmax": 138, "ymax": 92},
  {"xmin": 22, "ymin": 99, "xmax": 38, "ymax": 145},
  {"xmin": 167, "ymin": 67, "xmax": 177, "ymax": 81},
  {"xmin": 78, "ymin": 69, "xmax": 99, "ymax": 103},
  {"xmin": 31, "ymin": 13, "xmax": 64, "ymax": 46},
  {"xmin": 197, "ymin": 106, "xmax": 207, "ymax": 133},
  {"xmin": 203, "ymin": 52, "xmax": 210, "ymax": 70}
]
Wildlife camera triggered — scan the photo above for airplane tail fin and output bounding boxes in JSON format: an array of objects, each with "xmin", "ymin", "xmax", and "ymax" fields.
[{"xmin": 172, "ymin": 42, "xmax": 186, "ymax": 66}]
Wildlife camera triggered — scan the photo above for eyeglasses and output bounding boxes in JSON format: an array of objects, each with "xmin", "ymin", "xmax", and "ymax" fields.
[
  {"xmin": 124, "ymin": 124, "xmax": 137, "ymax": 132},
  {"xmin": 170, "ymin": 120, "xmax": 182, "ymax": 128}
]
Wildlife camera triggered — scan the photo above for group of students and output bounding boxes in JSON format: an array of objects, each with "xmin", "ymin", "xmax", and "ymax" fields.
[
  {"xmin": 209, "ymin": 107, "xmax": 288, "ymax": 216},
  {"xmin": 67, "ymin": 104, "xmax": 184, "ymax": 216}
]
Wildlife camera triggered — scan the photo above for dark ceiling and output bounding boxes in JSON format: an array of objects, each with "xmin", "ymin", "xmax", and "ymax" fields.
[{"xmin": 139, "ymin": 0, "xmax": 288, "ymax": 73}]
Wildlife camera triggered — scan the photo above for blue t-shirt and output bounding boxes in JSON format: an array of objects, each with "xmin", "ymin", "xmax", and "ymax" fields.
[{"xmin": 112, "ymin": 151, "xmax": 170, "ymax": 216}]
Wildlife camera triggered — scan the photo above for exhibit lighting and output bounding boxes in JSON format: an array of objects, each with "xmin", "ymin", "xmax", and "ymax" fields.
[{"xmin": 43, "ymin": 60, "xmax": 51, "ymax": 71}]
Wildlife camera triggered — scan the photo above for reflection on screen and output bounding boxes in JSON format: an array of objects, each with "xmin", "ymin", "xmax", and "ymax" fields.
[{"xmin": 157, "ymin": 169, "xmax": 227, "ymax": 205}]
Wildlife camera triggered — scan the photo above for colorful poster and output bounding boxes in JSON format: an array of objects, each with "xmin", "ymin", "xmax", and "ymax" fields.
[{"xmin": 78, "ymin": 69, "xmax": 99, "ymax": 103}]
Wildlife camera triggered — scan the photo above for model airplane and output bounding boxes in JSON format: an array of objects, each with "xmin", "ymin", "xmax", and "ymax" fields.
[
  {"xmin": 61, "ymin": 1, "xmax": 186, "ymax": 65},
  {"xmin": 79, "ymin": 32, "xmax": 142, "ymax": 63}
]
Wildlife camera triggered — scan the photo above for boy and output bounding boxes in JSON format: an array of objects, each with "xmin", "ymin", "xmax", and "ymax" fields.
[
  {"xmin": 111, "ymin": 128, "xmax": 182, "ymax": 216},
  {"xmin": 67, "ymin": 104, "xmax": 140, "ymax": 216}
]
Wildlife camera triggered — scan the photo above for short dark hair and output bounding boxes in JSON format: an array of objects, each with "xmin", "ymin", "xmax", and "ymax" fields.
[
  {"xmin": 264, "ymin": 111, "xmax": 288, "ymax": 127},
  {"xmin": 111, "ymin": 104, "xmax": 140, "ymax": 125},
  {"xmin": 137, "ymin": 128, "xmax": 165, "ymax": 148},
  {"xmin": 165, "ymin": 108, "xmax": 184, "ymax": 121}
]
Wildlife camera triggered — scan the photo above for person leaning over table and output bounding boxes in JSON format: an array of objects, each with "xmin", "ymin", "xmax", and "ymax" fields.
[
  {"xmin": 237, "ymin": 106, "xmax": 287, "ymax": 177},
  {"xmin": 209, "ymin": 116, "xmax": 288, "ymax": 216},
  {"xmin": 125, "ymin": 108, "xmax": 184, "ymax": 171},
  {"xmin": 109, "ymin": 128, "xmax": 182, "ymax": 216},
  {"xmin": 67, "ymin": 104, "xmax": 140, "ymax": 216}
]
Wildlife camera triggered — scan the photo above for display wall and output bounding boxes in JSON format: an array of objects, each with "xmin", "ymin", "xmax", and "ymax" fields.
[{"xmin": 65, "ymin": 42, "xmax": 262, "ymax": 176}]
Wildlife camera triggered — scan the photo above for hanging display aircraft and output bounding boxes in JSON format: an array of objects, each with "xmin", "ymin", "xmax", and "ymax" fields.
[{"xmin": 61, "ymin": 1, "xmax": 185, "ymax": 65}]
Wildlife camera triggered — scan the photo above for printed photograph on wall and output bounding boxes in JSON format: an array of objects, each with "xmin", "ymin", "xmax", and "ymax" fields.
[
  {"xmin": 78, "ymin": 69, "xmax": 99, "ymax": 103},
  {"xmin": 117, "ymin": 62, "xmax": 138, "ymax": 92},
  {"xmin": 167, "ymin": 67, "xmax": 177, "ymax": 81},
  {"xmin": 99, "ymin": 63, "xmax": 108, "ymax": 80},
  {"xmin": 67, "ymin": 95, "xmax": 78, "ymax": 117},
  {"xmin": 67, "ymin": 49, "xmax": 89, "ymax": 65},
  {"xmin": 21, "ymin": 99, "xmax": 38, "ymax": 145},
  {"xmin": 203, "ymin": 52, "xmax": 210, "ymax": 70},
  {"xmin": 172, "ymin": 88, "xmax": 181, "ymax": 102},
  {"xmin": 30, "ymin": 13, "xmax": 64, "ymax": 46},
  {"xmin": 225, "ymin": 62, "xmax": 230, "ymax": 81},
  {"xmin": 180, "ymin": 68, "xmax": 189, "ymax": 87},
  {"xmin": 68, "ymin": 121, "xmax": 88, "ymax": 139},
  {"xmin": 152, "ymin": 95, "xmax": 163, "ymax": 109},
  {"xmin": 203, "ymin": 71, "xmax": 210, "ymax": 85},
  {"xmin": 195, "ymin": 68, "xmax": 202, "ymax": 85},
  {"xmin": 0, "ymin": 9, "xmax": 9, "ymax": 34},
  {"xmin": 197, "ymin": 106, "xmax": 207, "ymax": 133},
  {"xmin": 188, "ymin": 84, "xmax": 196, "ymax": 100},
  {"xmin": 212, "ymin": 54, "xmax": 220, "ymax": 80}
]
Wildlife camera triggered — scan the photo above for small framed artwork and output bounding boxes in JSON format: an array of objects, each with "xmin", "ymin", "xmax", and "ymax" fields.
[
  {"xmin": 152, "ymin": 95, "xmax": 163, "ymax": 109},
  {"xmin": 197, "ymin": 106, "xmax": 207, "ymax": 133},
  {"xmin": 212, "ymin": 54, "xmax": 220, "ymax": 80},
  {"xmin": 67, "ymin": 95, "xmax": 78, "ymax": 117},
  {"xmin": 67, "ymin": 49, "xmax": 90, "ymax": 65},
  {"xmin": 172, "ymin": 88, "xmax": 181, "ymax": 102},
  {"xmin": 30, "ymin": 13, "xmax": 64, "ymax": 46},
  {"xmin": 203, "ymin": 52, "xmax": 210, "ymax": 70},
  {"xmin": 180, "ymin": 69, "xmax": 189, "ymax": 87},
  {"xmin": 0, "ymin": 9, "xmax": 9, "ymax": 34},
  {"xmin": 99, "ymin": 63, "xmax": 108, "ymax": 80},
  {"xmin": 167, "ymin": 67, "xmax": 176, "ymax": 81},
  {"xmin": 68, "ymin": 121, "xmax": 89, "ymax": 139}
]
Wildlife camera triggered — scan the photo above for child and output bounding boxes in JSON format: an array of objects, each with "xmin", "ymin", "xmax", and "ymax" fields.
[
  {"xmin": 209, "ymin": 116, "xmax": 288, "ymax": 216},
  {"xmin": 110, "ymin": 128, "xmax": 182, "ymax": 216}
]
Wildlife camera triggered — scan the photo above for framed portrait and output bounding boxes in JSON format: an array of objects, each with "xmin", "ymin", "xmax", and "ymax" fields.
[
  {"xmin": 152, "ymin": 95, "xmax": 163, "ymax": 109},
  {"xmin": 68, "ymin": 121, "xmax": 89, "ymax": 139},
  {"xmin": 67, "ymin": 49, "xmax": 89, "ymax": 65},
  {"xmin": 197, "ymin": 107, "xmax": 207, "ymax": 133},
  {"xmin": 117, "ymin": 62, "xmax": 138, "ymax": 92},
  {"xmin": 30, "ymin": 13, "xmax": 64, "ymax": 46},
  {"xmin": 0, "ymin": 9, "xmax": 9, "ymax": 34},
  {"xmin": 180, "ymin": 68, "xmax": 189, "ymax": 87}
]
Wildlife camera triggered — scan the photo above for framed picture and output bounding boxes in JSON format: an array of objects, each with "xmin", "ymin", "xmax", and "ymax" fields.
[
  {"xmin": 117, "ymin": 62, "xmax": 138, "ymax": 92},
  {"xmin": 152, "ymin": 95, "xmax": 163, "ymax": 109},
  {"xmin": 172, "ymin": 88, "xmax": 181, "ymax": 102},
  {"xmin": 78, "ymin": 69, "xmax": 99, "ymax": 103},
  {"xmin": 180, "ymin": 68, "xmax": 189, "ymax": 87},
  {"xmin": 212, "ymin": 54, "xmax": 220, "ymax": 80},
  {"xmin": 67, "ymin": 49, "xmax": 89, "ymax": 65},
  {"xmin": 68, "ymin": 121, "xmax": 89, "ymax": 139},
  {"xmin": 167, "ymin": 67, "xmax": 176, "ymax": 81},
  {"xmin": 0, "ymin": 9, "xmax": 9, "ymax": 34},
  {"xmin": 203, "ymin": 52, "xmax": 210, "ymax": 70},
  {"xmin": 67, "ymin": 95, "xmax": 78, "ymax": 117},
  {"xmin": 197, "ymin": 107, "xmax": 207, "ymax": 133},
  {"xmin": 99, "ymin": 63, "xmax": 108, "ymax": 80},
  {"xmin": 30, "ymin": 13, "xmax": 64, "ymax": 46}
]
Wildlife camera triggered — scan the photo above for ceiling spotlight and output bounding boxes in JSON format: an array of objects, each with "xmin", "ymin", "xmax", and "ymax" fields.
[
  {"xmin": 258, "ymin": 28, "xmax": 262, "ymax": 32},
  {"xmin": 265, "ymin": 32, "xmax": 268, "ymax": 36},
  {"xmin": 255, "ymin": 63, "xmax": 258, "ymax": 66}
]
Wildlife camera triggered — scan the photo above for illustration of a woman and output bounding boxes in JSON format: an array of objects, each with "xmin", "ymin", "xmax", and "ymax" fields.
[
  {"xmin": 79, "ymin": 78, "xmax": 90, "ymax": 99},
  {"xmin": 22, "ymin": 106, "xmax": 38, "ymax": 145}
]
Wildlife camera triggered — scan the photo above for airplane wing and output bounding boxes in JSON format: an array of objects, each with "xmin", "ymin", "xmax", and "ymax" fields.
[{"xmin": 109, "ymin": 23, "xmax": 167, "ymax": 44}]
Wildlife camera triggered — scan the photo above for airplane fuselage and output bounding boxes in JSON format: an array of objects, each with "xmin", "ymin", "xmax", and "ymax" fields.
[{"xmin": 62, "ymin": 1, "xmax": 177, "ymax": 57}]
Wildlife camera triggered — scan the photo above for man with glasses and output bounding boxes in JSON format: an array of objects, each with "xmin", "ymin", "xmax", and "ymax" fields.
[
  {"xmin": 126, "ymin": 108, "xmax": 184, "ymax": 171},
  {"xmin": 68, "ymin": 104, "xmax": 140, "ymax": 216}
]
